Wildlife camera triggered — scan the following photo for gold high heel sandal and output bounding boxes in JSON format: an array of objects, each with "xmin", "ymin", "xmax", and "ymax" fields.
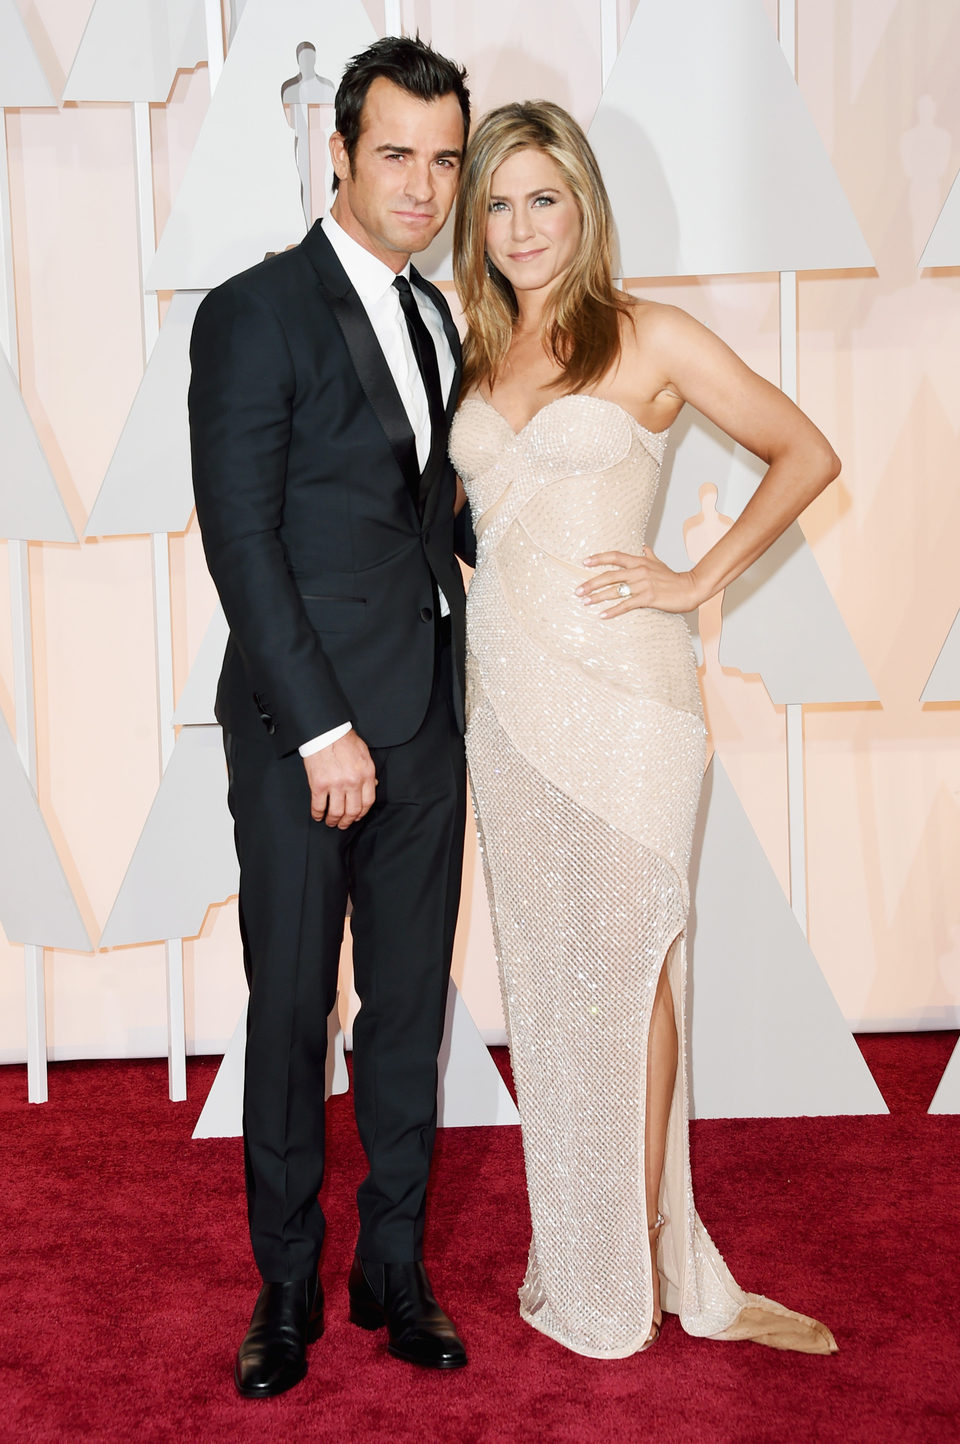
[{"xmin": 641, "ymin": 1211, "xmax": 666, "ymax": 1351}]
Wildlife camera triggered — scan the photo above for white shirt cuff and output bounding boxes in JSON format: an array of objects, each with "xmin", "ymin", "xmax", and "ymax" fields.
[{"xmin": 299, "ymin": 722, "xmax": 352, "ymax": 757}]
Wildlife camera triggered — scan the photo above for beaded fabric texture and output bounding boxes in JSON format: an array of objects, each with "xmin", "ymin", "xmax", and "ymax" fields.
[{"xmin": 451, "ymin": 394, "xmax": 837, "ymax": 1359}]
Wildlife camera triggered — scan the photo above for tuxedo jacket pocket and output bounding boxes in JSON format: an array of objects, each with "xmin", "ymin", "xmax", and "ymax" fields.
[{"xmin": 301, "ymin": 593, "xmax": 368, "ymax": 632}]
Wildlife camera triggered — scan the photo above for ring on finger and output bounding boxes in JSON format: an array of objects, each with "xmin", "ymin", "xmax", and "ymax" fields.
[{"xmin": 617, "ymin": 582, "xmax": 632, "ymax": 599}]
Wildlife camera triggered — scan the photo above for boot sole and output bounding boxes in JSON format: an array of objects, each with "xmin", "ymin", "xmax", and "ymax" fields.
[{"xmin": 387, "ymin": 1343, "xmax": 468, "ymax": 1369}]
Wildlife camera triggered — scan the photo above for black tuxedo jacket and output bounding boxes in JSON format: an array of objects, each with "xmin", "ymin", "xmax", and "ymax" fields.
[{"xmin": 189, "ymin": 222, "xmax": 470, "ymax": 758}]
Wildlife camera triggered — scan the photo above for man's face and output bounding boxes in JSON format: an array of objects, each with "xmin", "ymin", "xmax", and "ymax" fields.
[{"xmin": 330, "ymin": 76, "xmax": 464, "ymax": 268}]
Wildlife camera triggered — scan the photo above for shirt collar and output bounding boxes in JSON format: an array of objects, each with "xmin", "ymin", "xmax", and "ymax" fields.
[{"xmin": 322, "ymin": 211, "xmax": 411, "ymax": 304}]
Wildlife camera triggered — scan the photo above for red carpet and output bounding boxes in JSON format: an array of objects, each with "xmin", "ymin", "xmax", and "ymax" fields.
[{"xmin": 3, "ymin": 1034, "xmax": 958, "ymax": 1443}]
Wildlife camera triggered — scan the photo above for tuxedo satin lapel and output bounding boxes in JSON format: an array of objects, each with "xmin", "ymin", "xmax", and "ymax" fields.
[
  {"xmin": 303, "ymin": 225, "xmax": 420, "ymax": 507},
  {"xmin": 328, "ymin": 291, "xmax": 420, "ymax": 504}
]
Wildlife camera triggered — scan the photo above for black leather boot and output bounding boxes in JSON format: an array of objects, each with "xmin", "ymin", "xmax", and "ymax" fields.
[
  {"xmin": 234, "ymin": 1272, "xmax": 324, "ymax": 1398},
  {"xmin": 348, "ymin": 1256, "xmax": 467, "ymax": 1369}
]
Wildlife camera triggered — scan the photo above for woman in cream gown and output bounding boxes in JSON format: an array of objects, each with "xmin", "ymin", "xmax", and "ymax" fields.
[{"xmin": 448, "ymin": 102, "xmax": 840, "ymax": 1360}]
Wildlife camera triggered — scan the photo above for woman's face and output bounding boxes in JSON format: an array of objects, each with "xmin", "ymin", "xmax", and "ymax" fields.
[{"xmin": 484, "ymin": 147, "xmax": 582, "ymax": 301}]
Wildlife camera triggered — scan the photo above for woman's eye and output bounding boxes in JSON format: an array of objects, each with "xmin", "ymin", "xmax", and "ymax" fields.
[
  {"xmin": 488, "ymin": 200, "xmax": 508, "ymax": 212},
  {"xmin": 532, "ymin": 195, "xmax": 554, "ymax": 207}
]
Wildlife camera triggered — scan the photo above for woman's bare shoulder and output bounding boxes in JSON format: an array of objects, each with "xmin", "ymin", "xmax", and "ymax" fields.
[{"xmin": 621, "ymin": 297, "xmax": 705, "ymax": 342}]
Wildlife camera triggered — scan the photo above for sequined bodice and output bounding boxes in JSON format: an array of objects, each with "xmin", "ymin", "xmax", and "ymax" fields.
[
  {"xmin": 450, "ymin": 393, "xmax": 668, "ymax": 568},
  {"xmin": 450, "ymin": 392, "xmax": 702, "ymax": 719}
]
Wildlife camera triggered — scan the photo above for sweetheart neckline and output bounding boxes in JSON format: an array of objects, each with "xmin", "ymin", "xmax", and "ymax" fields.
[{"xmin": 461, "ymin": 392, "xmax": 671, "ymax": 443}]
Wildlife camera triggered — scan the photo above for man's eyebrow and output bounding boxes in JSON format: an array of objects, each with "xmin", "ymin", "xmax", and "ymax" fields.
[{"xmin": 373, "ymin": 143, "xmax": 463, "ymax": 161}]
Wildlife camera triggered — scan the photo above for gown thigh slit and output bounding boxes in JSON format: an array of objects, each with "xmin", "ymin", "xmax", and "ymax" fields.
[
  {"xmin": 643, "ymin": 952, "xmax": 679, "ymax": 1225},
  {"xmin": 451, "ymin": 393, "xmax": 837, "ymax": 1360}
]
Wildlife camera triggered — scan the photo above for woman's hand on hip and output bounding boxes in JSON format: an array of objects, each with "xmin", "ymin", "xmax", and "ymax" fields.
[{"xmin": 576, "ymin": 548, "xmax": 701, "ymax": 617}]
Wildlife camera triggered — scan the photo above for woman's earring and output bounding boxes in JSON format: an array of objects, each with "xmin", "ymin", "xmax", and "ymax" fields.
[{"xmin": 484, "ymin": 254, "xmax": 495, "ymax": 279}]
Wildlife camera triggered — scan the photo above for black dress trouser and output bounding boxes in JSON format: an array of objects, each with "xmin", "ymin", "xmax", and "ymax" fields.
[{"xmin": 223, "ymin": 636, "xmax": 466, "ymax": 1282}]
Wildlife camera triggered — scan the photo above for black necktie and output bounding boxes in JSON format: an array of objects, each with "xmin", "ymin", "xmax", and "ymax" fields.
[{"xmin": 393, "ymin": 275, "xmax": 446, "ymax": 477}]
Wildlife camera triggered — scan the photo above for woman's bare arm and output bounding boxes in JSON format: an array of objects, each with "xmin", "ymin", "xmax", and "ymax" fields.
[{"xmin": 579, "ymin": 304, "xmax": 841, "ymax": 616}]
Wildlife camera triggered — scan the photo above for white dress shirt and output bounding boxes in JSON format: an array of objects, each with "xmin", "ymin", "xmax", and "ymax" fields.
[{"xmin": 299, "ymin": 212, "xmax": 456, "ymax": 758}]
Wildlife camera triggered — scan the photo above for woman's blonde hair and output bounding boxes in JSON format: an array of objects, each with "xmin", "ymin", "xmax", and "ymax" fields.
[{"xmin": 454, "ymin": 100, "xmax": 630, "ymax": 396}]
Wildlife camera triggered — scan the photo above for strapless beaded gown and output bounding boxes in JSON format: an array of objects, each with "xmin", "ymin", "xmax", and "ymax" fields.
[{"xmin": 450, "ymin": 393, "xmax": 836, "ymax": 1359}]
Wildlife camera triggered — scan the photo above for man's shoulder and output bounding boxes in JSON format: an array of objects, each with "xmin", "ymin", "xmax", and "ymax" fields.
[
  {"xmin": 194, "ymin": 235, "xmax": 338, "ymax": 342},
  {"xmin": 209, "ymin": 241, "xmax": 313, "ymax": 306}
]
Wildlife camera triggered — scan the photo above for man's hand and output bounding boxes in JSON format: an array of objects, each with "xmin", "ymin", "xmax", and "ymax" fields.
[{"xmin": 303, "ymin": 729, "xmax": 377, "ymax": 828}]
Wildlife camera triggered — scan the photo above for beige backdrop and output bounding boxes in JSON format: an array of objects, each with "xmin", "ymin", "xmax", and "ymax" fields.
[{"xmin": 1, "ymin": 0, "xmax": 959, "ymax": 1067}]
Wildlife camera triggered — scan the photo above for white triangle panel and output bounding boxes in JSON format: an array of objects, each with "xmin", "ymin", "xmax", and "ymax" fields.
[
  {"xmin": 921, "ymin": 608, "xmax": 960, "ymax": 702},
  {"xmin": 0, "ymin": 712, "xmax": 91, "ymax": 949},
  {"xmin": 0, "ymin": 0, "xmax": 57, "ymax": 106},
  {"xmin": 647, "ymin": 411, "xmax": 764, "ymax": 659},
  {"xmin": 689, "ymin": 757, "xmax": 886, "ymax": 1118},
  {"xmin": 173, "ymin": 605, "xmax": 228, "ymax": 725},
  {"xmin": 0, "ymin": 355, "xmax": 76, "ymax": 542},
  {"xmin": 192, "ymin": 1007, "xmax": 245, "ymax": 1137},
  {"xmin": 99, "ymin": 724, "xmax": 237, "ymax": 947},
  {"xmin": 437, "ymin": 979, "xmax": 519, "ymax": 1127},
  {"xmin": 655, "ymin": 411, "xmax": 877, "ymax": 704},
  {"xmin": 147, "ymin": 0, "xmax": 377, "ymax": 291},
  {"xmin": 63, "ymin": 0, "xmax": 206, "ymax": 104},
  {"xmin": 920, "ymin": 164, "xmax": 960, "ymax": 268},
  {"xmin": 193, "ymin": 1000, "xmax": 348, "ymax": 1138},
  {"xmin": 588, "ymin": 0, "xmax": 873, "ymax": 277},
  {"xmin": 929, "ymin": 1037, "xmax": 960, "ymax": 1114},
  {"xmin": 85, "ymin": 292, "xmax": 204, "ymax": 538},
  {"xmin": 720, "ymin": 526, "xmax": 878, "ymax": 703}
]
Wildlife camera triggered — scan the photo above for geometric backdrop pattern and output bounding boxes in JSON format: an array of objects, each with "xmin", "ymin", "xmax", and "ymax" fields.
[
  {"xmin": 689, "ymin": 758, "xmax": 886, "ymax": 1118},
  {"xmin": 588, "ymin": 0, "xmax": 874, "ymax": 278},
  {"xmin": 921, "ymin": 609, "xmax": 960, "ymax": 704},
  {"xmin": 147, "ymin": 0, "xmax": 376, "ymax": 291},
  {"xmin": 651, "ymin": 413, "xmax": 879, "ymax": 702},
  {"xmin": 0, "ymin": 353, "xmax": 76, "ymax": 543},
  {"xmin": 919, "ymin": 156, "xmax": 960, "ymax": 268},
  {"xmin": 84, "ymin": 292, "xmax": 205, "ymax": 539},
  {"xmin": 0, "ymin": 710, "xmax": 91, "ymax": 951},
  {"xmin": 63, "ymin": 0, "xmax": 207, "ymax": 104},
  {"xmin": 98, "ymin": 724, "xmax": 236, "ymax": 950},
  {"xmin": 0, "ymin": 0, "xmax": 57, "ymax": 106}
]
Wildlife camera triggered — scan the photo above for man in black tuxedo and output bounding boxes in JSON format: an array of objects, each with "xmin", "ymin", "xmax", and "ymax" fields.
[{"xmin": 189, "ymin": 37, "xmax": 472, "ymax": 1398}]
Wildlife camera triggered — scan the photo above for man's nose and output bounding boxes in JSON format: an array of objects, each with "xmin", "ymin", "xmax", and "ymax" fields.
[{"xmin": 404, "ymin": 160, "xmax": 435, "ymax": 203}]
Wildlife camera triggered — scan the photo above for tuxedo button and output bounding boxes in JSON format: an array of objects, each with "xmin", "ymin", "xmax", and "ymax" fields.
[
  {"xmin": 253, "ymin": 694, "xmax": 276, "ymax": 735},
  {"xmin": 419, "ymin": 606, "xmax": 433, "ymax": 623}
]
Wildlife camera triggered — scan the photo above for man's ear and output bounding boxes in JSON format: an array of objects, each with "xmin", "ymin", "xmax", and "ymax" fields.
[{"xmin": 329, "ymin": 131, "xmax": 351, "ymax": 183}]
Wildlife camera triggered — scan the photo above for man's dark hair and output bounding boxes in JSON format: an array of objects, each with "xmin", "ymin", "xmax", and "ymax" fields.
[{"xmin": 332, "ymin": 36, "xmax": 470, "ymax": 190}]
